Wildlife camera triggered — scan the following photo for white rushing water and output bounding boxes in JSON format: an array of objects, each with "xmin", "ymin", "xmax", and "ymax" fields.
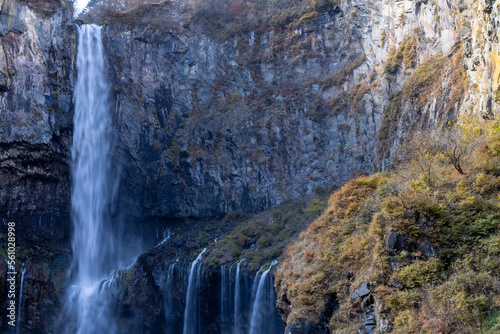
[
  {"xmin": 16, "ymin": 265, "xmax": 26, "ymax": 334},
  {"xmin": 220, "ymin": 264, "xmax": 228, "ymax": 332},
  {"xmin": 63, "ymin": 24, "xmax": 118, "ymax": 334},
  {"xmin": 165, "ymin": 262, "xmax": 176, "ymax": 328},
  {"xmin": 251, "ymin": 265, "xmax": 264, "ymax": 304},
  {"xmin": 249, "ymin": 260, "xmax": 278, "ymax": 334},
  {"xmin": 183, "ymin": 248, "xmax": 206, "ymax": 334},
  {"xmin": 234, "ymin": 259, "xmax": 245, "ymax": 334}
]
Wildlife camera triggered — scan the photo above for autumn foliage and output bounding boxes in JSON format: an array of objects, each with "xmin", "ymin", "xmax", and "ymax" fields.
[{"xmin": 276, "ymin": 119, "xmax": 500, "ymax": 333}]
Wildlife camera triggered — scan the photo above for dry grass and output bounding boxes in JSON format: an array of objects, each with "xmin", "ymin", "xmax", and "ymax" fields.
[{"xmin": 276, "ymin": 119, "xmax": 500, "ymax": 333}]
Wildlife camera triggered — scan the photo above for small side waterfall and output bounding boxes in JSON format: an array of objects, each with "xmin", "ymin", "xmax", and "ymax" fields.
[
  {"xmin": 183, "ymin": 249, "xmax": 206, "ymax": 334},
  {"xmin": 212, "ymin": 260, "xmax": 285, "ymax": 334},
  {"xmin": 234, "ymin": 259, "xmax": 245, "ymax": 334},
  {"xmin": 220, "ymin": 264, "xmax": 230, "ymax": 332},
  {"xmin": 16, "ymin": 265, "xmax": 26, "ymax": 334},
  {"xmin": 250, "ymin": 265, "xmax": 264, "ymax": 305},
  {"xmin": 249, "ymin": 260, "xmax": 278, "ymax": 334},
  {"xmin": 165, "ymin": 262, "xmax": 176, "ymax": 330}
]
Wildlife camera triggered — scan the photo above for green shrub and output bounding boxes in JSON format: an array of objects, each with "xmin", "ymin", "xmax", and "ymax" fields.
[
  {"xmin": 483, "ymin": 235, "xmax": 500, "ymax": 255},
  {"xmin": 487, "ymin": 310, "xmax": 500, "ymax": 330},
  {"xmin": 304, "ymin": 198, "xmax": 326, "ymax": 216},
  {"xmin": 393, "ymin": 258, "xmax": 442, "ymax": 288},
  {"xmin": 384, "ymin": 37, "xmax": 418, "ymax": 74},
  {"xmin": 388, "ymin": 290, "xmax": 420, "ymax": 311}
]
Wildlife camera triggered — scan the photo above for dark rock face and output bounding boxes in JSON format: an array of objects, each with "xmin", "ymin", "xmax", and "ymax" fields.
[
  {"xmin": 100, "ymin": 242, "xmax": 285, "ymax": 334},
  {"xmin": 418, "ymin": 241, "xmax": 436, "ymax": 257},
  {"xmin": 101, "ymin": 6, "xmax": 381, "ymax": 220},
  {"xmin": 0, "ymin": 0, "xmax": 75, "ymax": 332},
  {"xmin": 284, "ymin": 323, "xmax": 328, "ymax": 334},
  {"xmin": 0, "ymin": 0, "xmax": 76, "ymax": 218},
  {"xmin": 0, "ymin": 215, "xmax": 72, "ymax": 333},
  {"xmin": 385, "ymin": 231, "xmax": 407, "ymax": 252},
  {"xmin": 0, "ymin": 135, "xmax": 71, "ymax": 217}
]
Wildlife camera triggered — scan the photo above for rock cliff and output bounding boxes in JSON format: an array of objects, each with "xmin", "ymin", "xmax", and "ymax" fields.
[
  {"xmin": 0, "ymin": 0, "xmax": 75, "ymax": 218},
  {"xmin": 89, "ymin": 0, "xmax": 477, "ymax": 222},
  {"xmin": 97, "ymin": 0, "xmax": 381, "ymax": 219},
  {"xmin": 0, "ymin": 0, "xmax": 75, "ymax": 332},
  {"xmin": 1, "ymin": 0, "xmax": 500, "ymax": 332}
]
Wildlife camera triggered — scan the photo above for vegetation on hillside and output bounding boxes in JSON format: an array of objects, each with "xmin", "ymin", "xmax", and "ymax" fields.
[
  {"xmin": 377, "ymin": 52, "xmax": 467, "ymax": 164},
  {"xmin": 189, "ymin": 0, "xmax": 340, "ymax": 40},
  {"xmin": 80, "ymin": 0, "xmax": 340, "ymax": 39},
  {"xmin": 276, "ymin": 119, "xmax": 500, "ymax": 333},
  {"xmin": 205, "ymin": 188, "xmax": 333, "ymax": 271},
  {"xmin": 384, "ymin": 37, "xmax": 417, "ymax": 74}
]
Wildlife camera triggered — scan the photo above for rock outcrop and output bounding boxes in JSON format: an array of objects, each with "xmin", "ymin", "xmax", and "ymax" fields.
[
  {"xmin": 87, "ymin": 0, "xmax": 478, "ymax": 223},
  {"xmin": 459, "ymin": 0, "xmax": 500, "ymax": 118},
  {"xmin": 98, "ymin": 1, "xmax": 382, "ymax": 219},
  {"xmin": 0, "ymin": 0, "xmax": 75, "ymax": 218},
  {"xmin": 0, "ymin": 0, "xmax": 75, "ymax": 332}
]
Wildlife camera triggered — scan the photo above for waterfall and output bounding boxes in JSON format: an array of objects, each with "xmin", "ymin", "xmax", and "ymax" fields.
[
  {"xmin": 220, "ymin": 265, "xmax": 229, "ymax": 333},
  {"xmin": 249, "ymin": 260, "xmax": 278, "ymax": 334},
  {"xmin": 234, "ymin": 259, "xmax": 245, "ymax": 334},
  {"xmin": 165, "ymin": 262, "xmax": 176, "ymax": 332},
  {"xmin": 183, "ymin": 248, "xmax": 206, "ymax": 334},
  {"xmin": 250, "ymin": 265, "xmax": 264, "ymax": 305},
  {"xmin": 62, "ymin": 24, "xmax": 118, "ymax": 334},
  {"xmin": 16, "ymin": 265, "xmax": 26, "ymax": 334}
]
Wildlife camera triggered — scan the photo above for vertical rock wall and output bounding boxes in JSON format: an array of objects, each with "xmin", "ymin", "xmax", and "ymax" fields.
[
  {"xmin": 0, "ymin": 0, "xmax": 75, "ymax": 217},
  {"xmin": 0, "ymin": 1, "xmax": 75, "ymax": 332}
]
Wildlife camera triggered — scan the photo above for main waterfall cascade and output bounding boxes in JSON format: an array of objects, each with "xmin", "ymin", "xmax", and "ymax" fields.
[
  {"xmin": 62, "ymin": 24, "xmax": 119, "ymax": 334},
  {"xmin": 60, "ymin": 23, "xmax": 284, "ymax": 334}
]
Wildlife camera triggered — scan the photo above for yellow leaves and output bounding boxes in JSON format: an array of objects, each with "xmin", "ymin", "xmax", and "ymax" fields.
[
  {"xmin": 393, "ymin": 310, "xmax": 420, "ymax": 332},
  {"xmin": 297, "ymin": 10, "xmax": 319, "ymax": 24},
  {"xmin": 409, "ymin": 173, "xmax": 434, "ymax": 191},
  {"xmin": 279, "ymin": 117, "xmax": 500, "ymax": 332},
  {"xmin": 455, "ymin": 179, "xmax": 470, "ymax": 195},
  {"xmin": 368, "ymin": 211, "xmax": 387, "ymax": 239}
]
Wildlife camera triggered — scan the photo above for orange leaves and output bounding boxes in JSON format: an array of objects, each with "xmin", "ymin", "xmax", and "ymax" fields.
[
  {"xmin": 275, "ymin": 174, "xmax": 384, "ymax": 326},
  {"xmin": 302, "ymin": 250, "xmax": 314, "ymax": 263},
  {"xmin": 328, "ymin": 175, "xmax": 379, "ymax": 221}
]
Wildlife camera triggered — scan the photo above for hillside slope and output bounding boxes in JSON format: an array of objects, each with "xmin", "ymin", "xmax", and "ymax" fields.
[{"xmin": 276, "ymin": 121, "xmax": 500, "ymax": 333}]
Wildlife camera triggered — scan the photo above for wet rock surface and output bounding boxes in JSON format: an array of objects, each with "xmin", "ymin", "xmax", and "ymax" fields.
[{"xmin": 0, "ymin": 215, "xmax": 71, "ymax": 333}]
